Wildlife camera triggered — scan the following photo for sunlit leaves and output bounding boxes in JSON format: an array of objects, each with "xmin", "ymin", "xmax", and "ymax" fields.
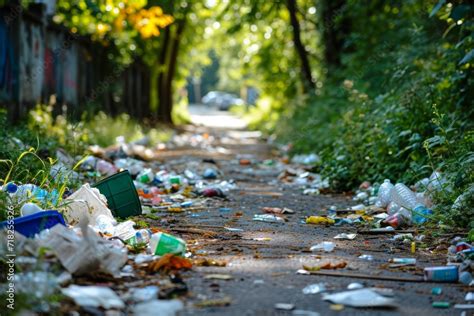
[{"xmin": 54, "ymin": 0, "xmax": 173, "ymax": 64}]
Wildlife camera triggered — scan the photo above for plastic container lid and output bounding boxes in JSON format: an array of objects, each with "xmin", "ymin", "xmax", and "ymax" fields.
[{"xmin": 0, "ymin": 210, "xmax": 66, "ymax": 238}]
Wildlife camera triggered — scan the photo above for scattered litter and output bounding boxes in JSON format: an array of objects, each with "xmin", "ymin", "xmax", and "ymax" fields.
[
  {"xmin": 262, "ymin": 207, "xmax": 295, "ymax": 214},
  {"xmin": 334, "ymin": 233, "xmax": 357, "ymax": 240},
  {"xmin": 322, "ymin": 288, "xmax": 398, "ymax": 308},
  {"xmin": 306, "ymin": 216, "xmax": 335, "ymax": 225},
  {"xmin": 194, "ymin": 258, "xmax": 227, "ymax": 267},
  {"xmin": 61, "ymin": 285, "xmax": 125, "ymax": 309},
  {"xmin": 195, "ymin": 297, "xmax": 232, "ymax": 308},
  {"xmin": 133, "ymin": 299, "xmax": 184, "ymax": 315},
  {"xmin": 275, "ymin": 303, "xmax": 295, "ymax": 310},
  {"xmin": 347, "ymin": 283, "xmax": 364, "ymax": 290},
  {"xmin": 432, "ymin": 301, "xmax": 450, "ymax": 309},
  {"xmin": 329, "ymin": 304, "xmax": 344, "ymax": 311},
  {"xmin": 38, "ymin": 221, "xmax": 127, "ymax": 277},
  {"xmin": 303, "ymin": 261, "xmax": 347, "ymax": 270},
  {"xmin": 292, "ymin": 310, "xmax": 320, "ymax": 316},
  {"xmin": 454, "ymin": 304, "xmax": 474, "ymax": 309},
  {"xmin": 224, "ymin": 227, "xmax": 244, "ymax": 232},
  {"xmin": 431, "ymin": 287, "xmax": 443, "ymax": 295},
  {"xmin": 358, "ymin": 254, "xmax": 374, "ymax": 261},
  {"xmin": 310, "ymin": 242, "xmax": 335, "ymax": 252},
  {"xmin": 466, "ymin": 292, "xmax": 474, "ymax": 301},
  {"xmin": 204, "ymin": 274, "xmax": 233, "ymax": 280},
  {"xmin": 126, "ymin": 286, "xmax": 160, "ymax": 303},
  {"xmin": 389, "ymin": 258, "xmax": 416, "ymax": 266},
  {"xmin": 147, "ymin": 254, "xmax": 192, "ymax": 272},
  {"xmin": 424, "ymin": 266, "xmax": 458, "ymax": 282},
  {"xmin": 253, "ymin": 214, "xmax": 285, "ymax": 223},
  {"xmin": 302, "ymin": 283, "xmax": 326, "ymax": 294}
]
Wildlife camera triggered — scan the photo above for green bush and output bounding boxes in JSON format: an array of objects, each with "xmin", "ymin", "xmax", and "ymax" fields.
[{"xmin": 272, "ymin": 1, "xmax": 474, "ymax": 228}]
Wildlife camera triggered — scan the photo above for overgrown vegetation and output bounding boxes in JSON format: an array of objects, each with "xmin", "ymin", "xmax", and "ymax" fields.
[
  {"xmin": 224, "ymin": 1, "xmax": 473, "ymax": 229},
  {"xmin": 0, "ymin": 107, "xmax": 171, "ymax": 221}
]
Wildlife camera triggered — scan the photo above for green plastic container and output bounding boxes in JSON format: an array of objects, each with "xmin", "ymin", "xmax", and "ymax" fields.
[{"xmin": 93, "ymin": 170, "xmax": 142, "ymax": 218}]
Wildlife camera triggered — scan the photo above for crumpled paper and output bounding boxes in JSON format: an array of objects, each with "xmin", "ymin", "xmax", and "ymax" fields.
[
  {"xmin": 37, "ymin": 218, "xmax": 127, "ymax": 277},
  {"xmin": 64, "ymin": 183, "xmax": 115, "ymax": 226}
]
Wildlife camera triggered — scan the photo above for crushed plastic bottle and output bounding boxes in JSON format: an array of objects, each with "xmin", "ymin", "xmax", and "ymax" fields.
[
  {"xmin": 390, "ymin": 183, "xmax": 432, "ymax": 225},
  {"xmin": 149, "ymin": 232, "xmax": 186, "ymax": 256},
  {"xmin": 376, "ymin": 179, "xmax": 394, "ymax": 208}
]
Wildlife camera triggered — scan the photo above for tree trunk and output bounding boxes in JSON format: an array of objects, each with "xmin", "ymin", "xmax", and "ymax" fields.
[
  {"xmin": 286, "ymin": 0, "xmax": 315, "ymax": 93},
  {"xmin": 321, "ymin": 0, "xmax": 348, "ymax": 66},
  {"xmin": 162, "ymin": 18, "xmax": 186, "ymax": 124},
  {"xmin": 156, "ymin": 26, "xmax": 171, "ymax": 123}
]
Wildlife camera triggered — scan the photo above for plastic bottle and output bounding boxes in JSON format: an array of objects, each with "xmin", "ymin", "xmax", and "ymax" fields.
[
  {"xmin": 20, "ymin": 202, "xmax": 43, "ymax": 217},
  {"xmin": 135, "ymin": 229, "xmax": 151, "ymax": 244},
  {"xmin": 376, "ymin": 179, "xmax": 394, "ymax": 208},
  {"xmin": 390, "ymin": 183, "xmax": 432, "ymax": 224},
  {"xmin": 149, "ymin": 232, "xmax": 186, "ymax": 256},
  {"xmin": 387, "ymin": 201, "xmax": 401, "ymax": 215},
  {"xmin": 137, "ymin": 168, "xmax": 154, "ymax": 184}
]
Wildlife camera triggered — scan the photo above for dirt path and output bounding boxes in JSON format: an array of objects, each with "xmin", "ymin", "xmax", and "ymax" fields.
[{"xmin": 82, "ymin": 106, "xmax": 468, "ymax": 316}]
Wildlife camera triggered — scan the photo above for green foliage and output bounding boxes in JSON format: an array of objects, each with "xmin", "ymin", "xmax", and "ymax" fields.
[
  {"xmin": 28, "ymin": 105, "xmax": 172, "ymax": 149},
  {"xmin": 270, "ymin": 1, "xmax": 474, "ymax": 228}
]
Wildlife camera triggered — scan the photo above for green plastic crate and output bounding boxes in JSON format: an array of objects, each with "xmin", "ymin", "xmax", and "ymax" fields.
[{"xmin": 93, "ymin": 170, "xmax": 142, "ymax": 218}]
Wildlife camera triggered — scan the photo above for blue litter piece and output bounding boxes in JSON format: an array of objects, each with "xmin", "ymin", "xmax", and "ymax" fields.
[
  {"xmin": 180, "ymin": 201, "xmax": 193, "ymax": 207},
  {"xmin": 0, "ymin": 211, "xmax": 66, "ymax": 238}
]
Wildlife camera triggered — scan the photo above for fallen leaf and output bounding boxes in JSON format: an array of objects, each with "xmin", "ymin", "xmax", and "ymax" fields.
[
  {"xmin": 195, "ymin": 296, "xmax": 232, "ymax": 308},
  {"xmin": 194, "ymin": 258, "xmax": 227, "ymax": 267},
  {"xmin": 147, "ymin": 254, "xmax": 192, "ymax": 273},
  {"xmin": 303, "ymin": 261, "xmax": 347, "ymax": 271}
]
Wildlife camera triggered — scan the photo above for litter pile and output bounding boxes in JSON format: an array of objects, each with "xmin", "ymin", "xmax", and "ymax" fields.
[
  {"xmin": 1, "ymin": 139, "xmax": 472, "ymax": 314},
  {"xmin": 0, "ymin": 135, "xmax": 240, "ymax": 315}
]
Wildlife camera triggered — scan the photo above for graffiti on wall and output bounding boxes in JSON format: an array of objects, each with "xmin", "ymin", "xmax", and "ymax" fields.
[{"xmin": 0, "ymin": 18, "xmax": 17, "ymax": 101}]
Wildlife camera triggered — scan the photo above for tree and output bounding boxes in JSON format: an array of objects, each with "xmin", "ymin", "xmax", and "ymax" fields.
[{"xmin": 285, "ymin": 0, "xmax": 315, "ymax": 92}]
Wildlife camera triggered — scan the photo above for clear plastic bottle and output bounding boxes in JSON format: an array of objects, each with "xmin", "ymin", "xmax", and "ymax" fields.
[
  {"xmin": 390, "ymin": 183, "xmax": 432, "ymax": 224},
  {"xmin": 387, "ymin": 201, "xmax": 401, "ymax": 215},
  {"xmin": 376, "ymin": 179, "xmax": 394, "ymax": 208},
  {"xmin": 135, "ymin": 229, "xmax": 151, "ymax": 244},
  {"xmin": 20, "ymin": 202, "xmax": 43, "ymax": 217}
]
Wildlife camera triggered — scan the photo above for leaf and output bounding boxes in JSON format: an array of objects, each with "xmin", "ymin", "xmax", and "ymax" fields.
[
  {"xmin": 430, "ymin": 0, "xmax": 446, "ymax": 18},
  {"xmin": 450, "ymin": 4, "xmax": 472, "ymax": 21},
  {"xmin": 147, "ymin": 254, "xmax": 192, "ymax": 273},
  {"xmin": 459, "ymin": 49, "xmax": 474, "ymax": 65}
]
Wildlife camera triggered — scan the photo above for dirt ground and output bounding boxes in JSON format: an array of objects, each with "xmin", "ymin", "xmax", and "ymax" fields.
[{"xmin": 71, "ymin": 108, "xmax": 470, "ymax": 316}]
